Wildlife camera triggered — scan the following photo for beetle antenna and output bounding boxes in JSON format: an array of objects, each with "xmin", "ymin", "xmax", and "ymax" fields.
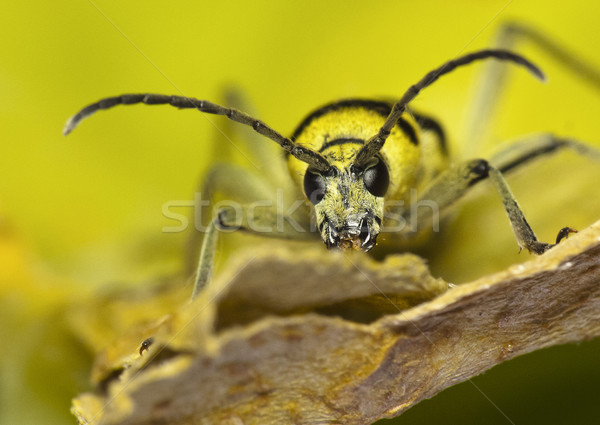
[
  {"xmin": 63, "ymin": 94, "xmax": 331, "ymax": 172},
  {"xmin": 354, "ymin": 49, "xmax": 545, "ymax": 167}
]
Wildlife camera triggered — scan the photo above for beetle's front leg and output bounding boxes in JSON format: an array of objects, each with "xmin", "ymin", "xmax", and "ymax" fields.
[
  {"xmin": 192, "ymin": 201, "xmax": 317, "ymax": 299},
  {"xmin": 398, "ymin": 158, "xmax": 569, "ymax": 255},
  {"xmin": 398, "ymin": 134, "xmax": 600, "ymax": 254}
]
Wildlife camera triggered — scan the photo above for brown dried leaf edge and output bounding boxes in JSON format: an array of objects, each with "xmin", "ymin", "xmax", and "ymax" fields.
[{"xmin": 72, "ymin": 220, "xmax": 600, "ymax": 425}]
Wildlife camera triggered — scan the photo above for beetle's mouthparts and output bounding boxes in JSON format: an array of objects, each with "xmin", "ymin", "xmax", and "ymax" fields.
[
  {"xmin": 325, "ymin": 219, "xmax": 378, "ymax": 252},
  {"xmin": 338, "ymin": 234, "xmax": 363, "ymax": 250}
]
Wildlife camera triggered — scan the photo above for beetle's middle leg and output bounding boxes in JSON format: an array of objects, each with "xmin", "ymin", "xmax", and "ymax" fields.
[{"xmin": 396, "ymin": 134, "xmax": 600, "ymax": 254}]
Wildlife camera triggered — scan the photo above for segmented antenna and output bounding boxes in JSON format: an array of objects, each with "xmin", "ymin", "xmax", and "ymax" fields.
[
  {"xmin": 63, "ymin": 94, "xmax": 331, "ymax": 172},
  {"xmin": 354, "ymin": 49, "xmax": 546, "ymax": 168}
]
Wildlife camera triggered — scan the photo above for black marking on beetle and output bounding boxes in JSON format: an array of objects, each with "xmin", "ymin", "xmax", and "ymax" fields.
[
  {"xmin": 291, "ymin": 99, "xmax": 392, "ymax": 141},
  {"xmin": 287, "ymin": 99, "xmax": 419, "ymax": 158},
  {"xmin": 396, "ymin": 117, "xmax": 418, "ymax": 146},
  {"xmin": 318, "ymin": 138, "xmax": 365, "ymax": 152},
  {"xmin": 499, "ymin": 139, "xmax": 567, "ymax": 174},
  {"xmin": 413, "ymin": 112, "xmax": 448, "ymax": 155}
]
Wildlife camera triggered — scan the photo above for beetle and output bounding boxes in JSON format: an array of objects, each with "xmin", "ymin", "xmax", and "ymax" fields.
[{"xmin": 64, "ymin": 25, "xmax": 600, "ymax": 299}]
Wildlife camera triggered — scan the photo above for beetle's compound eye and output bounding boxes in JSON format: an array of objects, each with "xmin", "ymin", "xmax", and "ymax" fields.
[
  {"xmin": 363, "ymin": 158, "xmax": 390, "ymax": 197},
  {"xmin": 304, "ymin": 169, "xmax": 327, "ymax": 204}
]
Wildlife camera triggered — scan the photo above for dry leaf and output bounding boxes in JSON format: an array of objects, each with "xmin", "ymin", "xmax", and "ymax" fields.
[{"xmin": 72, "ymin": 220, "xmax": 600, "ymax": 425}]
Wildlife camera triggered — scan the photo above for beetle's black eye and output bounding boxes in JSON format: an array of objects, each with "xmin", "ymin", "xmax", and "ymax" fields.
[
  {"xmin": 304, "ymin": 169, "xmax": 327, "ymax": 204},
  {"xmin": 363, "ymin": 158, "xmax": 389, "ymax": 197}
]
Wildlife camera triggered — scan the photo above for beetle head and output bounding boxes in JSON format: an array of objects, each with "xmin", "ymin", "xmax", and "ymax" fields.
[{"xmin": 303, "ymin": 156, "xmax": 389, "ymax": 251}]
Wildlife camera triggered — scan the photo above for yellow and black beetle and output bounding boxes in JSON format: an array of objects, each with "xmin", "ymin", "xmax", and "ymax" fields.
[{"xmin": 64, "ymin": 26, "xmax": 600, "ymax": 299}]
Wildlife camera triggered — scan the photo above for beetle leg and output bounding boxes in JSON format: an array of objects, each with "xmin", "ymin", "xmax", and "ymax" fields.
[
  {"xmin": 397, "ymin": 135, "xmax": 600, "ymax": 254},
  {"xmin": 188, "ymin": 163, "xmax": 314, "ymax": 299},
  {"xmin": 464, "ymin": 23, "xmax": 600, "ymax": 156}
]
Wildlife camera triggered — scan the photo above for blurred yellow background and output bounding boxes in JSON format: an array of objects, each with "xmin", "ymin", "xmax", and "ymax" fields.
[{"xmin": 1, "ymin": 1, "xmax": 599, "ymax": 424}]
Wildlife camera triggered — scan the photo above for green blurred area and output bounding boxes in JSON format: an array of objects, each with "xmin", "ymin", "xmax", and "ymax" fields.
[
  {"xmin": 0, "ymin": 1, "xmax": 599, "ymax": 424},
  {"xmin": 380, "ymin": 338, "xmax": 600, "ymax": 425}
]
